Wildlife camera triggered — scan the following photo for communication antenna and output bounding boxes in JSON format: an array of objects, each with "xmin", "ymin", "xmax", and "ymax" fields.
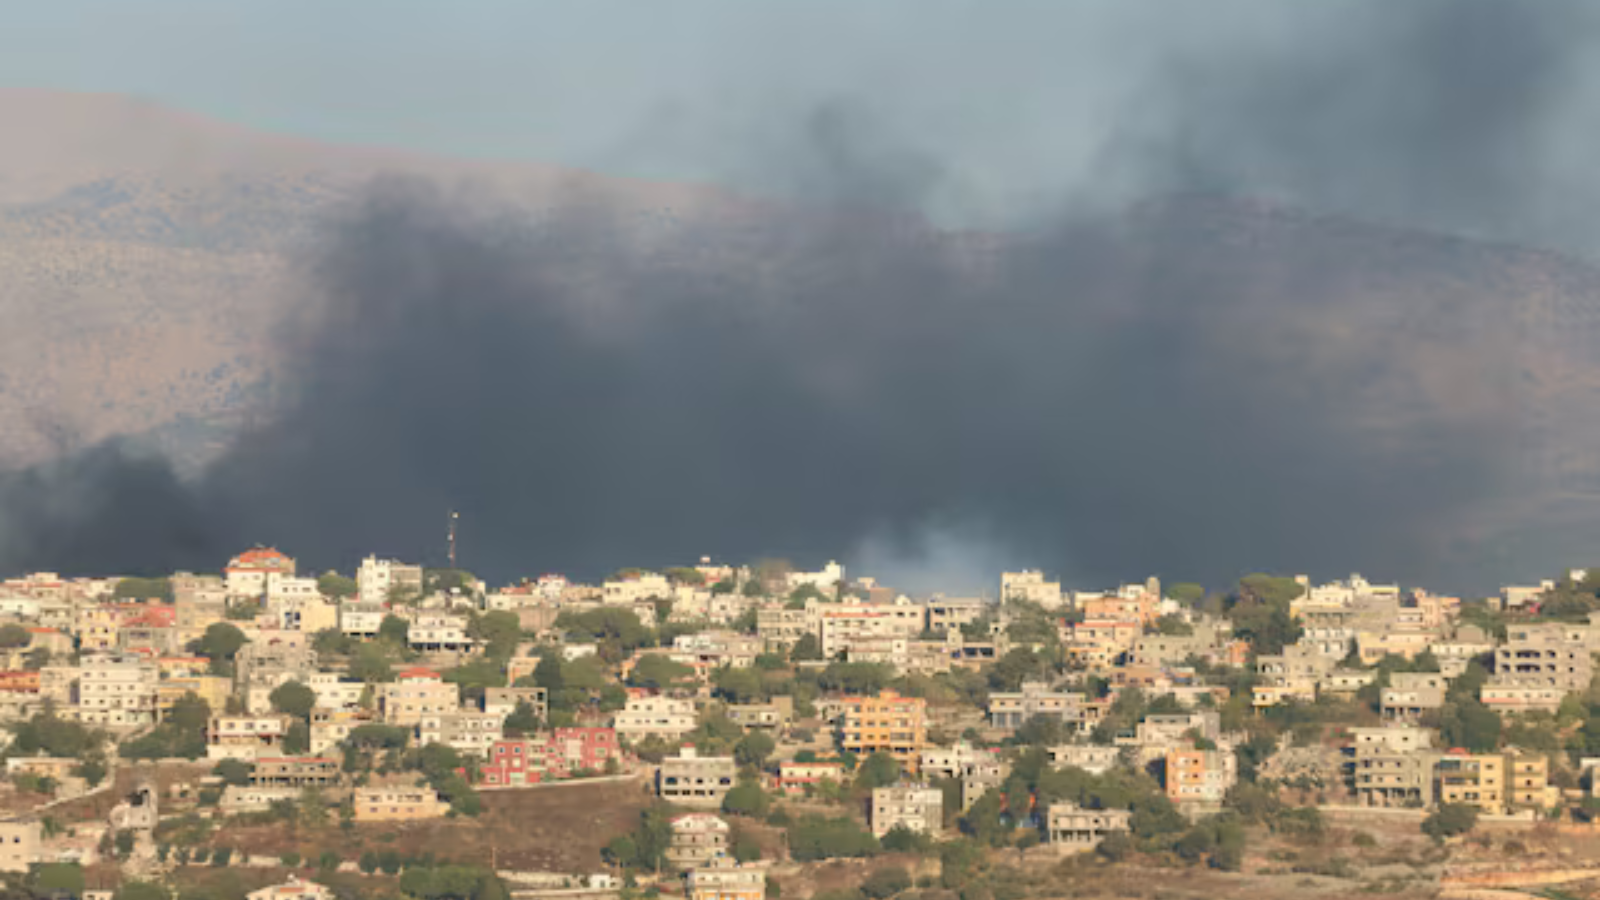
[{"xmin": 448, "ymin": 510, "xmax": 460, "ymax": 570}]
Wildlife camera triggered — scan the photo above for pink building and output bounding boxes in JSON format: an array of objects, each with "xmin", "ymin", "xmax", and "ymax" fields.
[{"xmin": 480, "ymin": 728, "xmax": 619, "ymax": 786}]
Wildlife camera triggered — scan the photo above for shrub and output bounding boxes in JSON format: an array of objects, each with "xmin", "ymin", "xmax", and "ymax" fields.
[
  {"xmin": 281, "ymin": 851, "xmax": 302, "ymax": 867},
  {"xmin": 861, "ymin": 867, "xmax": 912, "ymax": 900},
  {"xmin": 1421, "ymin": 803, "xmax": 1478, "ymax": 840},
  {"xmin": 1351, "ymin": 831, "xmax": 1377, "ymax": 848},
  {"xmin": 210, "ymin": 846, "xmax": 233, "ymax": 867}
]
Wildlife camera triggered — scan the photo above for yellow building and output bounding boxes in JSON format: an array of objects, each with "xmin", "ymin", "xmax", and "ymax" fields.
[
  {"xmin": 353, "ymin": 786, "xmax": 450, "ymax": 822},
  {"xmin": 74, "ymin": 606, "xmax": 119, "ymax": 652},
  {"xmin": 158, "ymin": 675, "xmax": 233, "ymax": 716},
  {"xmin": 1504, "ymin": 747, "xmax": 1551, "ymax": 812},
  {"xmin": 1435, "ymin": 752, "xmax": 1505, "ymax": 813},
  {"xmin": 840, "ymin": 690, "xmax": 927, "ymax": 771}
]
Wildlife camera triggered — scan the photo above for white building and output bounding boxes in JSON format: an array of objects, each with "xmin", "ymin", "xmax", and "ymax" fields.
[
  {"xmin": 870, "ymin": 784, "xmax": 943, "ymax": 837},
  {"xmin": 76, "ymin": 655, "xmax": 158, "ymax": 729},
  {"xmin": 357, "ymin": 556, "xmax": 423, "ymax": 604},
  {"xmin": 614, "ymin": 695, "xmax": 697, "ymax": 742}
]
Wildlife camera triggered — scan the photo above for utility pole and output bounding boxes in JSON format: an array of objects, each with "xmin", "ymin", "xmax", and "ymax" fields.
[{"xmin": 448, "ymin": 510, "xmax": 459, "ymax": 570}]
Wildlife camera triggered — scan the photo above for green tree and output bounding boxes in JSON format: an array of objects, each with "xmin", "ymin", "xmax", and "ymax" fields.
[
  {"xmin": 214, "ymin": 758, "xmax": 252, "ymax": 786},
  {"xmin": 0, "ymin": 623, "xmax": 31, "ymax": 649},
  {"xmin": 30, "ymin": 862, "xmax": 85, "ymax": 897},
  {"xmin": 115, "ymin": 881, "xmax": 169, "ymax": 900},
  {"xmin": 269, "ymin": 681, "xmax": 318, "ymax": 720},
  {"xmin": 791, "ymin": 634, "xmax": 823, "ymax": 661},
  {"xmin": 469, "ymin": 610, "xmax": 523, "ymax": 660},
  {"xmin": 189, "ymin": 623, "xmax": 248, "ymax": 666},
  {"xmin": 349, "ymin": 643, "xmax": 396, "ymax": 683},
  {"xmin": 284, "ymin": 721, "xmax": 310, "ymax": 754},
  {"xmin": 854, "ymin": 752, "xmax": 901, "ymax": 791},
  {"xmin": 1422, "ymin": 803, "xmax": 1479, "ymax": 839},
  {"xmin": 734, "ymin": 732, "xmax": 777, "ymax": 769},
  {"xmin": 503, "ymin": 700, "xmax": 543, "ymax": 737},
  {"xmin": 631, "ymin": 655, "xmax": 695, "ymax": 690},
  {"xmin": 722, "ymin": 783, "xmax": 770, "ymax": 817},
  {"xmin": 1168, "ymin": 583, "xmax": 1205, "ymax": 604},
  {"xmin": 378, "ymin": 614, "xmax": 411, "ymax": 646},
  {"xmin": 114, "ymin": 577, "xmax": 173, "ymax": 602},
  {"xmin": 317, "ymin": 572, "xmax": 359, "ymax": 598},
  {"xmin": 714, "ymin": 667, "xmax": 765, "ymax": 704}
]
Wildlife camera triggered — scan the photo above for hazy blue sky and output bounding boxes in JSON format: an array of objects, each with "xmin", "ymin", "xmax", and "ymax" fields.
[{"xmin": 0, "ymin": 1, "xmax": 1268, "ymax": 220}]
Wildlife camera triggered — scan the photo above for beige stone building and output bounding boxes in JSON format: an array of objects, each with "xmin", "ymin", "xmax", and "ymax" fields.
[
  {"xmin": 870, "ymin": 783, "xmax": 943, "ymax": 837},
  {"xmin": 658, "ymin": 747, "xmax": 737, "ymax": 807},
  {"xmin": 1045, "ymin": 802, "xmax": 1129, "ymax": 850}
]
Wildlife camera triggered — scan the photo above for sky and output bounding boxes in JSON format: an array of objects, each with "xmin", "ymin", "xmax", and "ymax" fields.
[{"xmin": 0, "ymin": 1, "xmax": 1327, "ymax": 224}]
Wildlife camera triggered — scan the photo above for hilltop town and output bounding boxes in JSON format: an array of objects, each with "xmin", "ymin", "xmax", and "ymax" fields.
[{"xmin": 0, "ymin": 553, "xmax": 1598, "ymax": 900}]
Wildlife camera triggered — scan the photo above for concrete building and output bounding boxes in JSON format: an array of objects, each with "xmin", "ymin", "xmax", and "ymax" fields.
[
  {"xmin": 1435, "ymin": 751, "xmax": 1506, "ymax": 814},
  {"xmin": 1001, "ymin": 571, "xmax": 1062, "ymax": 608},
  {"xmin": 820, "ymin": 603, "xmax": 924, "ymax": 660},
  {"xmin": 987, "ymin": 682, "xmax": 1085, "ymax": 731},
  {"xmin": 354, "ymin": 785, "xmax": 450, "ymax": 821},
  {"xmin": 0, "ymin": 820, "xmax": 40, "ymax": 873},
  {"xmin": 76, "ymin": 654, "xmax": 158, "ymax": 729},
  {"xmin": 1164, "ymin": 748, "xmax": 1234, "ymax": 806},
  {"xmin": 1047, "ymin": 744, "xmax": 1121, "ymax": 775},
  {"xmin": 356, "ymin": 556, "xmax": 423, "ymax": 604},
  {"xmin": 667, "ymin": 813, "xmax": 731, "ymax": 870},
  {"xmin": 1505, "ymin": 747, "xmax": 1552, "ymax": 812},
  {"xmin": 207, "ymin": 714, "xmax": 294, "ymax": 761},
  {"xmin": 247, "ymin": 876, "xmax": 335, "ymax": 900},
  {"xmin": 251, "ymin": 756, "xmax": 341, "ymax": 788},
  {"xmin": 379, "ymin": 668, "xmax": 459, "ymax": 725},
  {"xmin": 840, "ymin": 691, "xmax": 927, "ymax": 771},
  {"xmin": 338, "ymin": 601, "xmax": 387, "ymax": 638},
  {"xmin": 615, "ymin": 695, "xmax": 698, "ymax": 742},
  {"xmin": 1486, "ymin": 625, "xmax": 1594, "ymax": 712},
  {"xmin": 481, "ymin": 728, "xmax": 620, "ymax": 785},
  {"xmin": 869, "ymin": 783, "xmax": 943, "ymax": 837},
  {"xmin": 484, "ymin": 686, "xmax": 549, "ymax": 721},
  {"xmin": 659, "ymin": 747, "xmax": 737, "ymax": 807},
  {"xmin": 1044, "ymin": 803, "xmax": 1130, "ymax": 851},
  {"xmin": 925, "ymin": 596, "xmax": 988, "ymax": 634},
  {"xmin": 686, "ymin": 855, "xmax": 767, "ymax": 900},
  {"xmin": 418, "ymin": 711, "xmax": 504, "ymax": 757},
  {"xmin": 225, "ymin": 547, "xmax": 297, "ymax": 600},
  {"xmin": 1381, "ymin": 673, "xmax": 1447, "ymax": 723}
]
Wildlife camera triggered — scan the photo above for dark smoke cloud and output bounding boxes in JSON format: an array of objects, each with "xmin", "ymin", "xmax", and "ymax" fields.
[{"xmin": 1, "ymin": 1, "xmax": 1596, "ymax": 593}]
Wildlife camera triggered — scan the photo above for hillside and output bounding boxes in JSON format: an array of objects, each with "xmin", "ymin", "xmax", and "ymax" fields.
[
  {"xmin": 5, "ymin": 90, "xmax": 1600, "ymax": 585},
  {"xmin": 0, "ymin": 88, "xmax": 743, "ymax": 466}
]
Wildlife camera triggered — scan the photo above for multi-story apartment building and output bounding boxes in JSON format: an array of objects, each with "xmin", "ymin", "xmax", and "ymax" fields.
[
  {"xmin": 987, "ymin": 682, "xmax": 1085, "ymax": 730},
  {"xmin": 819, "ymin": 603, "xmax": 924, "ymax": 659},
  {"xmin": 207, "ymin": 714, "xmax": 294, "ymax": 761},
  {"xmin": 353, "ymin": 785, "xmax": 450, "ymax": 821},
  {"xmin": 1485, "ymin": 626, "xmax": 1594, "ymax": 712},
  {"xmin": 379, "ymin": 668, "xmax": 459, "ymax": 726},
  {"xmin": 225, "ymin": 547, "xmax": 297, "ymax": 600},
  {"xmin": 1505, "ymin": 747, "xmax": 1551, "ymax": 812},
  {"xmin": 76, "ymin": 655, "xmax": 158, "ymax": 729},
  {"xmin": 1045, "ymin": 802, "xmax": 1130, "ymax": 850},
  {"xmin": 309, "ymin": 709, "xmax": 373, "ymax": 755},
  {"xmin": 615, "ymin": 695, "xmax": 698, "ymax": 742},
  {"xmin": 840, "ymin": 691, "xmax": 927, "ymax": 771},
  {"xmin": 658, "ymin": 747, "xmax": 737, "ymax": 807},
  {"xmin": 1001, "ymin": 571, "xmax": 1062, "ymax": 608},
  {"xmin": 775, "ymin": 760, "xmax": 845, "ymax": 795},
  {"xmin": 1381, "ymin": 673, "xmax": 1447, "ymax": 723},
  {"xmin": 673, "ymin": 631, "xmax": 765, "ymax": 669},
  {"xmin": 1352, "ymin": 751, "xmax": 1437, "ymax": 808},
  {"xmin": 724, "ymin": 699, "xmax": 793, "ymax": 730},
  {"xmin": 338, "ymin": 601, "xmax": 387, "ymax": 638},
  {"xmin": 1435, "ymin": 751, "xmax": 1506, "ymax": 813},
  {"xmin": 1164, "ymin": 748, "xmax": 1234, "ymax": 806},
  {"xmin": 925, "ymin": 596, "xmax": 987, "ymax": 634},
  {"xmin": 483, "ymin": 686, "xmax": 549, "ymax": 721},
  {"xmin": 418, "ymin": 711, "xmax": 504, "ymax": 757},
  {"xmin": 407, "ymin": 614, "xmax": 476, "ymax": 653},
  {"xmin": 251, "ymin": 756, "xmax": 342, "ymax": 788},
  {"xmin": 667, "ymin": 813, "xmax": 731, "ymax": 870},
  {"xmin": 755, "ymin": 605, "xmax": 813, "ymax": 652},
  {"xmin": 356, "ymin": 556, "xmax": 423, "ymax": 604},
  {"xmin": 686, "ymin": 855, "xmax": 767, "ymax": 900},
  {"xmin": 479, "ymin": 728, "xmax": 621, "ymax": 786},
  {"xmin": 869, "ymin": 784, "xmax": 943, "ymax": 837}
]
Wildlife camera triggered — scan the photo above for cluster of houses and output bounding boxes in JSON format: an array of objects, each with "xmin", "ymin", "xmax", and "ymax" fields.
[{"xmin": 0, "ymin": 550, "xmax": 1598, "ymax": 896}]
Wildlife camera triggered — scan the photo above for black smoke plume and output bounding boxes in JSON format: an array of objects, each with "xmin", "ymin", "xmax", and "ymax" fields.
[{"xmin": 2, "ymin": 0, "xmax": 1597, "ymax": 593}]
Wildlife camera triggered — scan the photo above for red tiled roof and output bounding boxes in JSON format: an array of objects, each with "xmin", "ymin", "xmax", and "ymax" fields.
[{"xmin": 397, "ymin": 667, "xmax": 441, "ymax": 680}]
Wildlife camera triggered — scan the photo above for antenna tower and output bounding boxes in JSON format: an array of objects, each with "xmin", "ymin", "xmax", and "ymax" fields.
[{"xmin": 448, "ymin": 510, "xmax": 459, "ymax": 570}]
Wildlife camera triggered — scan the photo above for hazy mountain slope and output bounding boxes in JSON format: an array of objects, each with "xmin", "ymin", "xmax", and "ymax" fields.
[
  {"xmin": 0, "ymin": 88, "xmax": 742, "ymax": 465},
  {"xmin": 3, "ymin": 89, "xmax": 1600, "ymax": 585}
]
